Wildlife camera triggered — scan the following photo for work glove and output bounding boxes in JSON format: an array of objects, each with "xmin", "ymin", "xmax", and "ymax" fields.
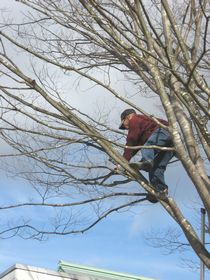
[{"xmin": 114, "ymin": 164, "xmax": 124, "ymax": 173}]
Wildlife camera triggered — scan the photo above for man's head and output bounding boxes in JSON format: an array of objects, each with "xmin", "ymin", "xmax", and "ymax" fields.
[{"xmin": 119, "ymin": 108, "xmax": 136, "ymax": 129}]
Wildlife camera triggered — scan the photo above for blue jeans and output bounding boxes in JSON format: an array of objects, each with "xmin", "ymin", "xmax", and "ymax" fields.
[{"xmin": 141, "ymin": 128, "xmax": 174, "ymax": 191}]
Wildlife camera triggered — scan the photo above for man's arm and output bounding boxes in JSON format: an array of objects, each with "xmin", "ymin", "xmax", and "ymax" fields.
[{"xmin": 123, "ymin": 117, "xmax": 143, "ymax": 161}]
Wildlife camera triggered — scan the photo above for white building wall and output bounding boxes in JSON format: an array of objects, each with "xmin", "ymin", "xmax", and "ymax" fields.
[
  {"xmin": 0, "ymin": 264, "xmax": 75, "ymax": 280},
  {"xmin": 1, "ymin": 263, "xmax": 155, "ymax": 280}
]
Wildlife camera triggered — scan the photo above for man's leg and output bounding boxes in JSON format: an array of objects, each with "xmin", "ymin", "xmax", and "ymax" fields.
[
  {"xmin": 149, "ymin": 150, "xmax": 174, "ymax": 192},
  {"xmin": 141, "ymin": 128, "xmax": 172, "ymax": 163},
  {"xmin": 130, "ymin": 128, "xmax": 173, "ymax": 176},
  {"xmin": 142, "ymin": 128, "xmax": 174, "ymax": 198}
]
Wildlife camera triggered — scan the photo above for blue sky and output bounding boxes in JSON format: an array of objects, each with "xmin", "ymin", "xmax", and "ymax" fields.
[
  {"xmin": 0, "ymin": 168, "xmax": 209, "ymax": 280},
  {"xmin": 0, "ymin": 1, "xmax": 209, "ymax": 280}
]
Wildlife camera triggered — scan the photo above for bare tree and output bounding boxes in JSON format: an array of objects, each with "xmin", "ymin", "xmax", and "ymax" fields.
[
  {"xmin": 0, "ymin": 0, "xmax": 210, "ymax": 268},
  {"xmin": 145, "ymin": 208, "xmax": 210, "ymax": 271}
]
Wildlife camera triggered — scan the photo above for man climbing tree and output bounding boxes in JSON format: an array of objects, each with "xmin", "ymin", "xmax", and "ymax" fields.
[{"xmin": 116, "ymin": 109, "xmax": 174, "ymax": 202}]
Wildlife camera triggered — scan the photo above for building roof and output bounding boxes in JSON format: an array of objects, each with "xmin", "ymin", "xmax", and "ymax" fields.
[
  {"xmin": 58, "ymin": 260, "xmax": 156, "ymax": 280},
  {"xmin": 0, "ymin": 261, "xmax": 156, "ymax": 280},
  {"xmin": 0, "ymin": 263, "xmax": 72, "ymax": 279}
]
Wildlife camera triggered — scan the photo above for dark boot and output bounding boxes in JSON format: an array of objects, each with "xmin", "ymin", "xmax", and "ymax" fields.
[
  {"xmin": 129, "ymin": 161, "xmax": 153, "ymax": 172},
  {"xmin": 146, "ymin": 193, "xmax": 158, "ymax": 203}
]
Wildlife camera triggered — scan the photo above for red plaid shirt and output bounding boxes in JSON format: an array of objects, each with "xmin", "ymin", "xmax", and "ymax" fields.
[{"xmin": 123, "ymin": 114, "xmax": 168, "ymax": 161}]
